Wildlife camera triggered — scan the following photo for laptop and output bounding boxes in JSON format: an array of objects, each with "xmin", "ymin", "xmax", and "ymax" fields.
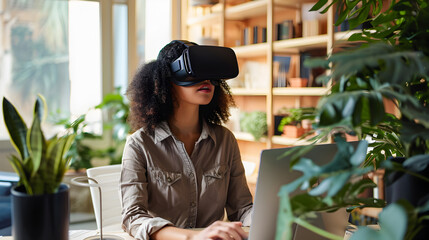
[{"xmin": 247, "ymin": 142, "xmax": 358, "ymax": 240}]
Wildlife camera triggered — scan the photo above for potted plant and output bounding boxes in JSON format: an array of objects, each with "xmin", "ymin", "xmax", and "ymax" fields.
[
  {"xmin": 275, "ymin": 0, "xmax": 429, "ymax": 239},
  {"xmin": 94, "ymin": 87, "xmax": 130, "ymax": 165},
  {"xmin": 240, "ymin": 111, "xmax": 267, "ymax": 141},
  {"xmin": 277, "ymin": 107, "xmax": 315, "ymax": 138},
  {"xmin": 54, "ymin": 88, "xmax": 130, "ymax": 215},
  {"xmin": 2, "ymin": 95, "xmax": 75, "ymax": 240},
  {"xmin": 53, "ymin": 114, "xmax": 101, "ymax": 172}
]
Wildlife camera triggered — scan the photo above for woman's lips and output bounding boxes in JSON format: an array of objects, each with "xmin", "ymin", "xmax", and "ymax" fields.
[{"xmin": 197, "ymin": 83, "xmax": 212, "ymax": 92}]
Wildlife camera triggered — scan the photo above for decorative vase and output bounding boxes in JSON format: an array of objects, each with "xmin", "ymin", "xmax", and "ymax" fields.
[{"xmin": 11, "ymin": 183, "xmax": 70, "ymax": 240}]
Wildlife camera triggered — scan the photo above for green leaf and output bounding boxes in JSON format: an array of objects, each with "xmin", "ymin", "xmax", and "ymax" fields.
[
  {"xmin": 9, "ymin": 155, "xmax": 32, "ymax": 195},
  {"xmin": 312, "ymin": 172, "xmax": 352, "ymax": 197},
  {"xmin": 310, "ymin": 0, "xmax": 329, "ymax": 11},
  {"xmin": 402, "ymin": 154, "xmax": 429, "ymax": 172},
  {"xmin": 350, "ymin": 203, "xmax": 407, "ymax": 240},
  {"xmin": 27, "ymin": 107, "xmax": 43, "ymax": 177},
  {"xmin": 57, "ymin": 134, "xmax": 75, "ymax": 181},
  {"xmin": 35, "ymin": 94, "xmax": 48, "ymax": 123},
  {"xmin": 351, "ymin": 3, "xmax": 371, "ymax": 29},
  {"xmin": 276, "ymin": 189, "xmax": 295, "ymax": 240},
  {"xmin": 2, "ymin": 97, "xmax": 29, "ymax": 160},
  {"xmin": 368, "ymin": 92, "xmax": 385, "ymax": 126},
  {"xmin": 378, "ymin": 203, "xmax": 408, "ymax": 239},
  {"xmin": 350, "ymin": 140, "xmax": 368, "ymax": 166}
]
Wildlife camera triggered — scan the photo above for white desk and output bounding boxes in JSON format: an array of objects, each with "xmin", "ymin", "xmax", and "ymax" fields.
[
  {"xmin": 1, "ymin": 227, "xmax": 251, "ymax": 239},
  {"xmin": 0, "ymin": 230, "xmax": 134, "ymax": 240}
]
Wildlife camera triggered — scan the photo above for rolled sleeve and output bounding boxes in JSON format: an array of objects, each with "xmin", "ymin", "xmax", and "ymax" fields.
[{"xmin": 129, "ymin": 217, "xmax": 173, "ymax": 240}]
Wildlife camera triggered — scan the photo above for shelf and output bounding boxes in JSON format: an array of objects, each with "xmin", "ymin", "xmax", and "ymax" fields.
[
  {"xmin": 274, "ymin": 30, "xmax": 361, "ymax": 53},
  {"xmin": 271, "ymin": 136, "xmax": 311, "ymax": 146},
  {"xmin": 333, "ymin": 30, "xmax": 362, "ymax": 44},
  {"xmin": 232, "ymin": 43, "xmax": 269, "ymax": 58},
  {"xmin": 233, "ymin": 131, "xmax": 267, "ymax": 143},
  {"xmin": 225, "ymin": 0, "xmax": 318, "ymax": 20},
  {"xmin": 273, "ymin": 87, "xmax": 329, "ymax": 96},
  {"xmin": 233, "ymin": 30, "xmax": 361, "ymax": 56},
  {"xmin": 187, "ymin": 12, "xmax": 222, "ymax": 25},
  {"xmin": 231, "ymin": 87, "xmax": 329, "ymax": 96},
  {"xmin": 274, "ymin": 34, "xmax": 329, "ymax": 53},
  {"xmin": 225, "ymin": 0, "xmax": 268, "ymax": 20},
  {"xmin": 231, "ymin": 88, "xmax": 269, "ymax": 96},
  {"xmin": 275, "ymin": 0, "xmax": 320, "ymax": 7},
  {"xmin": 234, "ymin": 133, "xmax": 318, "ymax": 146}
]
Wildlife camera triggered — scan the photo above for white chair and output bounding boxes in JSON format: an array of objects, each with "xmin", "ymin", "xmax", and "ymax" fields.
[
  {"xmin": 86, "ymin": 164, "xmax": 123, "ymax": 232},
  {"xmin": 72, "ymin": 164, "xmax": 123, "ymax": 240}
]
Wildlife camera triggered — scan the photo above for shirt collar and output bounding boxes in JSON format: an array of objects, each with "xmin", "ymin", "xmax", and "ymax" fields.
[{"xmin": 153, "ymin": 121, "xmax": 216, "ymax": 145}]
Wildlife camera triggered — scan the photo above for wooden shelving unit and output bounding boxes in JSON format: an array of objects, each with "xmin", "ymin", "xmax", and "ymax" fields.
[{"xmin": 181, "ymin": 0, "xmax": 357, "ymax": 189}]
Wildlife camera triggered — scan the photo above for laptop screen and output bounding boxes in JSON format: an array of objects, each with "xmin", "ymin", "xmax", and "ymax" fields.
[{"xmin": 248, "ymin": 142, "xmax": 357, "ymax": 240}]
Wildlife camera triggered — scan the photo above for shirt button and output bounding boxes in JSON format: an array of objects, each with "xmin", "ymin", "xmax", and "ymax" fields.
[
  {"xmin": 189, "ymin": 173, "xmax": 194, "ymax": 178},
  {"xmin": 190, "ymin": 202, "xmax": 196, "ymax": 207},
  {"xmin": 167, "ymin": 177, "xmax": 172, "ymax": 183}
]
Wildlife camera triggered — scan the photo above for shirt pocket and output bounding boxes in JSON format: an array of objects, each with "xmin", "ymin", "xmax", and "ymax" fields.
[
  {"xmin": 203, "ymin": 165, "xmax": 228, "ymax": 187},
  {"xmin": 150, "ymin": 169, "xmax": 182, "ymax": 187}
]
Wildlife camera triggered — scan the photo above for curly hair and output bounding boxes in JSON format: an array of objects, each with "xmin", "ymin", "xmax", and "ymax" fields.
[{"xmin": 126, "ymin": 40, "xmax": 236, "ymax": 135}]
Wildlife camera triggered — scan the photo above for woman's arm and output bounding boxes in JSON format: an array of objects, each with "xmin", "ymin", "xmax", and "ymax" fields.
[
  {"xmin": 225, "ymin": 132, "xmax": 253, "ymax": 225},
  {"xmin": 152, "ymin": 221, "xmax": 248, "ymax": 240},
  {"xmin": 121, "ymin": 136, "xmax": 173, "ymax": 239}
]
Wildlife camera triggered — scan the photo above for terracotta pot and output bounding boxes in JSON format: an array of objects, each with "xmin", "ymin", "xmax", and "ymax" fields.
[
  {"xmin": 289, "ymin": 78, "xmax": 308, "ymax": 87},
  {"xmin": 282, "ymin": 125, "xmax": 305, "ymax": 138}
]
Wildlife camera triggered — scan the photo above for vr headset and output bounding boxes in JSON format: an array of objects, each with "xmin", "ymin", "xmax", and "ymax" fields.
[{"xmin": 170, "ymin": 40, "xmax": 239, "ymax": 86}]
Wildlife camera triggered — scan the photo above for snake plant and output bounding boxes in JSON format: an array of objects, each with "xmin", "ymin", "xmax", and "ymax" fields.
[{"xmin": 2, "ymin": 95, "xmax": 75, "ymax": 195}]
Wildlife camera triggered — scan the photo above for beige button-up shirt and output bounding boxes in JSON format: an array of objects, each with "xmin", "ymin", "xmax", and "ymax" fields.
[{"xmin": 120, "ymin": 121, "xmax": 253, "ymax": 240}]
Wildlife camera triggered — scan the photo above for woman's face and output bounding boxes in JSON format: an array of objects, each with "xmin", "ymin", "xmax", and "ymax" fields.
[{"xmin": 171, "ymin": 80, "xmax": 215, "ymax": 107}]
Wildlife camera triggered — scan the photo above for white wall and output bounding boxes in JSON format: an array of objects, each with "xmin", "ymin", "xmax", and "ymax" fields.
[{"xmin": 144, "ymin": 0, "xmax": 173, "ymax": 61}]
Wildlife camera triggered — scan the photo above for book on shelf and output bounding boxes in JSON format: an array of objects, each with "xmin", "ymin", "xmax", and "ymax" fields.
[
  {"xmin": 300, "ymin": 50, "xmax": 327, "ymax": 87},
  {"xmin": 261, "ymin": 27, "xmax": 267, "ymax": 43},
  {"xmin": 276, "ymin": 20, "xmax": 294, "ymax": 40},
  {"xmin": 243, "ymin": 27, "xmax": 251, "ymax": 45},
  {"xmin": 243, "ymin": 26, "xmax": 263, "ymax": 45},
  {"xmin": 253, "ymin": 26, "xmax": 258, "ymax": 44},
  {"xmin": 273, "ymin": 56, "xmax": 291, "ymax": 88}
]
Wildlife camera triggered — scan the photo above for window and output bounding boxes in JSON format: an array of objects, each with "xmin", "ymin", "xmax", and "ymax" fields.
[
  {"xmin": 0, "ymin": 0, "xmax": 176, "ymax": 171},
  {"xmin": 0, "ymin": 0, "xmax": 137, "ymax": 139},
  {"xmin": 0, "ymin": 0, "xmax": 72, "ymax": 138}
]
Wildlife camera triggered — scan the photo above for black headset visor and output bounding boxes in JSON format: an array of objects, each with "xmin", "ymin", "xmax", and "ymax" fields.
[{"xmin": 170, "ymin": 45, "xmax": 239, "ymax": 86}]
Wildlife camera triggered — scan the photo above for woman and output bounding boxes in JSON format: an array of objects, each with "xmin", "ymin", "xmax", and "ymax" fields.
[{"xmin": 120, "ymin": 40, "xmax": 253, "ymax": 240}]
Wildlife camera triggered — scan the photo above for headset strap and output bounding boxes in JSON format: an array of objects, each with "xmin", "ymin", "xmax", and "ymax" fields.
[{"xmin": 171, "ymin": 40, "xmax": 198, "ymax": 48}]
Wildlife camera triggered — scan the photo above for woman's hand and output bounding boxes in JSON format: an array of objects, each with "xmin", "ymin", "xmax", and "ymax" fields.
[{"xmin": 192, "ymin": 221, "xmax": 248, "ymax": 240}]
